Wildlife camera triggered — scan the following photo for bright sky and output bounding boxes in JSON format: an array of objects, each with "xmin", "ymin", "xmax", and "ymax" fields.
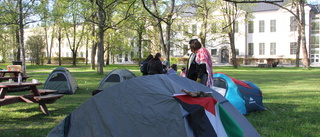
[{"xmin": 307, "ymin": 0, "xmax": 319, "ymax": 4}]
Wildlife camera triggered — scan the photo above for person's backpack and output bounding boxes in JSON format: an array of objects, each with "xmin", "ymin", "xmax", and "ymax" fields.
[{"xmin": 140, "ymin": 61, "xmax": 148, "ymax": 74}]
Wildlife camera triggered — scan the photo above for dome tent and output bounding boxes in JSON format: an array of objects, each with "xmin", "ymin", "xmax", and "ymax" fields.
[
  {"xmin": 212, "ymin": 72, "xmax": 266, "ymax": 114},
  {"xmin": 43, "ymin": 67, "xmax": 78, "ymax": 94},
  {"xmin": 48, "ymin": 74, "xmax": 260, "ymax": 137},
  {"xmin": 92, "ymin": 69, "xmax": 136, "ymax": 95}
]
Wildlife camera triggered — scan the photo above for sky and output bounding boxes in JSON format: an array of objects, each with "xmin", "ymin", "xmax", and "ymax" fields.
[{"xmin": 307, "ymin": 0, "xmax": 319, "ymax": 4}]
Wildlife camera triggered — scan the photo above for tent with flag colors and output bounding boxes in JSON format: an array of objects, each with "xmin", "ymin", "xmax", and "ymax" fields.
[
  {"xmin": 212, "ymin": 72, "xmax": 266, "ymax": 115},
  {"xmin": 47, "ymin": 74, "xmax": 260, "ymax": 137}
]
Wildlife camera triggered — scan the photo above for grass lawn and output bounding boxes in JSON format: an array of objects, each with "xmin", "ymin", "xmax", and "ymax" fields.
[{"xmin": 0, "ymin": 64, "xmax": 319, "ymax": 137}]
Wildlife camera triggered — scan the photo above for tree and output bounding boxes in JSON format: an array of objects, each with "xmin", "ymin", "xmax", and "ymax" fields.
[
  {"xmin": 104, "ymin": 29, "xmax": 131, "ymax": 64},
  {"xmin": 25, "ymin": 35, "xmax": 45, "ymax": 65},
  {"xmin": 220, "ymin": 1, "xmax": 244, "ymax": 68},
  {"xmin": 84, "ymin": 0, "xmax": 136, "ymax": 74},
  {"xmin": 0, "ymin": 0, "xmax": 42, "ymax": 75},
  {"xmin": 184, "ymin": 0, "xmax": 218, "ymax": 48},
  {"xmin": 0, "ymin": 25, "xmax": 13, "ymax": 63},
  {"xmin": 37, "ymin": 0, "xmax": 52, "ymax": 64},
  {"xmin": 141, "ymin": 0, "xmax": 176, "ymax": 66},
  {"xmin": 52, "ymin": 0, "xmax": 68, "ymax": 66},
  {"xmin": 125, "ymin": 2, "xmax": 150, "ymax": 64}
]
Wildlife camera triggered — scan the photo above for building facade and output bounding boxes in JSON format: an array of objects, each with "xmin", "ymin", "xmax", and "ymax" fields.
[{"xmin": 14, "ymin": 3, "xmax": 320, "ymax": 66}]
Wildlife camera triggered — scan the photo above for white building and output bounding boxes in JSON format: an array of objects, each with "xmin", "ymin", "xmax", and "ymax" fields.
[
  {"xmin": 20, "ymin": 2, "xmax": 320, "ymax": 66},
  {"xmin": 169, "ymin": 2, "xmax": 320, "ymax": 66}
]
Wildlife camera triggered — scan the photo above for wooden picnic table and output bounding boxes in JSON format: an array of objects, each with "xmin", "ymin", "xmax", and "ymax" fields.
[
  {"xmin": 0, "ymin": 81, "xmax": 63, "ymax": 115},
  {"xmin": 0, "ymin": 70, "xmax": 29, "ymax": 82}
]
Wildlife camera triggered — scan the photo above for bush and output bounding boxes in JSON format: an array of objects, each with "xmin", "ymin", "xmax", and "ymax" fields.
[
  {"xmin": 170, "ymin": 57, "xmax": 188, "ymax": 65},
  {"xmin": 43, "ymin": 57, "xmax": 86, "ymax": 64}
]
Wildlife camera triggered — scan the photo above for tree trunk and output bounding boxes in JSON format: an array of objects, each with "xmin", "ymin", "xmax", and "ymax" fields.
[
  {"xmin": 165, "ymin": 23, "xmax": 171, "ymax": 64},
  {"xmin": 15, "ymin": 29, "xmax": 21, "ymax": 61},
  {"xmin": 86, "ymin": 35, "xmax": 89, "ymax": 65},
  {"xmin": 138, "ymin": 30, "xmax": 142, "ymax": 64},
  {"xmin": 299, "ymin": 0, "xmax": 309, "ymax": 69},
  {"xmin": 58, "ymin": 28, "xmax": 62, "ymax": 66},
  {"xmin": 200, "ymin": 1, "xmax": 208, "ymax": 48},
  {"xmin": 44, "ymin": 21, "xmax": 50, "ymax": 64},
  {"xmin": 97, "ymin": 0, "xmax": 105, "ymax": 74},
  {"xmin": 295, "ymin": 1, "xmax": 301, "ymax": 67},
  {"xmin": 72, "ymin": 50, "xmax": 77, "ymax": 66},
  {"xmin": 90, "ymin": 0, "xmax": 96, "ymax": 69},
  {"xmin": 19, "ymin": 0, "xmax": 26, "ymax": 75},
  {"xmin": 91, "ymin": 42, "xmax": 97, "ymax": 69},
  {"xmin": 47, "ymin": 27, "xmax": 55, "ymax": 64}
]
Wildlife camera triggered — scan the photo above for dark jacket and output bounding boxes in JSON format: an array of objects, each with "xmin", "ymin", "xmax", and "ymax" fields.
[
  {"xmin": 147, "ymin": 58, "xmax": 163, "ymax": 75},
  {"xmin": 186, "ymin": 54, "xmax": 207, "ymax": 81}
]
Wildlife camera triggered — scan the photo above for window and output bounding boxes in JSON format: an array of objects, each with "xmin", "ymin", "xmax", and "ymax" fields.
[
  {"xmin": 290, "ymin": 16, "xmax": 297, "ymax": 31},
  {"xmin": 311, "ymin": 21, "xmax": 320, "ymax": 34},
  {"xmin": 192, "ymin": 24, "xmax": 197, "ymax": 34},
  {"xmin": 235, "ymin": 21, "xmax": 239, "ymax": 33},
  {"xmin": 270, "ymin": 43, "xmax": 276, "ymax": 55},
  {"xmin": 211, "ymin": 49, "xmax": 217, "ymax": 55},
  {"xmin": 248, "ymin": 43, "xmax": 254, "ymax": 55},
  {"xmin": 184, "ymin": 25, "xmax": 188, "ymax": 35},
  {"xmin": 290, "ymin": 42, "xmax": 297, "ymax": 55},
  {"xmin": 236, "ymin": 49, "xmax": 239, "ymax": 55},
  {"xmin": 259, "ymin": 43, "xmax": 265, "ymax": 55},
  {"xmin": 259, "ymin": 20, "xmax": 265, "ymax": 33},
  {"xmin": 270, "ymin": 20, "xmax": 276, "ymax": 32},
  {"xmin": 311, "ymin": 36, "xmax": 320, "ymax": 48},
  {"xmin": 248, "ymin": 21, "xmax": 254, "ymax": 33},
  {"xmin": 211, "ymin": 23, "xmax": 217, "ymax": 33}
]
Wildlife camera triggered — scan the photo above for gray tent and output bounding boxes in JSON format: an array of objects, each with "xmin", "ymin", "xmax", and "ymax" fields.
[
  {"xmin": 98, "ymin": 69, "xmax": 136, "ymax": 91},
  {"xmin": 48, "ymin": 74, "xmax": 260, "ymax": 137},
  {"xmin": 92, "ymin": 69, "xmax": 136, "ymax": 95},
  {"xmin": 43, "ymin": 67, "xmax": 78, "ymax": 94}
]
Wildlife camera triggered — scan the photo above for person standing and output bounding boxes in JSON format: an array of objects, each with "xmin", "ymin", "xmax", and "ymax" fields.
[
  {"xmin": 147, "ymin": 53, "xmax": 164, "ymax": 75},
  {"xmin": 186, "ymin": 39, "xmax": 214, "ymax": 87},
  {"xmin": 140, "ymin": 54, "xmax": 153, "ymax": 76}
]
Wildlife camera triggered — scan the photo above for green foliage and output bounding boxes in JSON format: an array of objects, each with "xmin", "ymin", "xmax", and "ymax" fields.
[
  {"xmin": 170, "ymin": 57, "xmax": 188, "ymax": 65},
  {"xmin": 44, "ymin": 57, "xmax": 86, "ymax": 64},
  {"xmin": 0, "ymin": 64, "xmax": 319, "ymax": 137},
  {"xmin": 26, "ymin": 35, "xmax": 46, "ymax": 65}
]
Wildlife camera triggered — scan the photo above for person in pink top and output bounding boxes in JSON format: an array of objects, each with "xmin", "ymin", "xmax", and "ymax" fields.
[
  {"xmin": 180, "ymin": 66, "xmax": 186, "ymax": 77},
  {"xmin": 185, "ymin": 39, "xmax": 214, "ymax": 87}
]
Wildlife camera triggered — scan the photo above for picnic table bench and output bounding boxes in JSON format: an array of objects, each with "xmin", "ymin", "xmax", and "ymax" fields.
[
  {"xmin": 0, "ymin": 70, "xmax": 29, "ymax": 82},
  {"xmin": 0, "ymin": 81, "xmax": 63, "ymax": 115}
]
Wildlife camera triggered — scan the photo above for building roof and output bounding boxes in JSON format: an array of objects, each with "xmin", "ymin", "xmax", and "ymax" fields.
[{"xmin": 238, "ymin": 1, "xmax": 289, "ymax": 12}]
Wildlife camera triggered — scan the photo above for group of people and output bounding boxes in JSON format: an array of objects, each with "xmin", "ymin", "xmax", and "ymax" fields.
[{"xmin": 140, "ymin": 39, "xmax": 213, "ymax": 88}]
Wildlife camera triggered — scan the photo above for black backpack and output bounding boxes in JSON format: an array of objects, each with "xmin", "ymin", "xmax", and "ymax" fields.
[{"xmin": 140, "ymin": 61, "xmax": 148, "ymax": 73}]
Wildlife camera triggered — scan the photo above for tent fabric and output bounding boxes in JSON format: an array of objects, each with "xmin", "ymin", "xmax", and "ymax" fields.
[
  {"xmin": 44, "ymin": 67, "xmax": 78, "ymax": 94},
  {"xmin": 97, "ymin": 69, "xmax": 136, "ymax": 91},
  {"xmin": 213, "ymin": 72, "xmax": 246, "ymax": 114},
  {"xmin": 47, "ymin": 74, "xmax": 260, "ymax": 137},
  {"xmin": 235, "ymin": 80, "xmax": 266, "ymax": 113},
  {"xmin": 213, "ymin": 72, "xmax": 266, "ymax": 114}
]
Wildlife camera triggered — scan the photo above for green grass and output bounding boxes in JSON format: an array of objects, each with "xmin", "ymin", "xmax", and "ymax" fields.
[{"xmin": 0, "ymin": 64, "xmax": 320, "ymax": 137}]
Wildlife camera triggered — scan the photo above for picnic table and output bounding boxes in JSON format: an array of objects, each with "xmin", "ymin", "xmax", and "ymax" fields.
[
  {"xmin": 0, "ymin": 70, "xmax": 29, "ymax": 82},
  {"xmin": 0, "ymin": 81, "xmax": 63, "ymax": 115}
]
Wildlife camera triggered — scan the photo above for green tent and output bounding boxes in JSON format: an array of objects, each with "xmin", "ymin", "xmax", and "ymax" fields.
[{"xmin": 43, "ymin": 67, "xmax": 78, "ymax": 94}]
